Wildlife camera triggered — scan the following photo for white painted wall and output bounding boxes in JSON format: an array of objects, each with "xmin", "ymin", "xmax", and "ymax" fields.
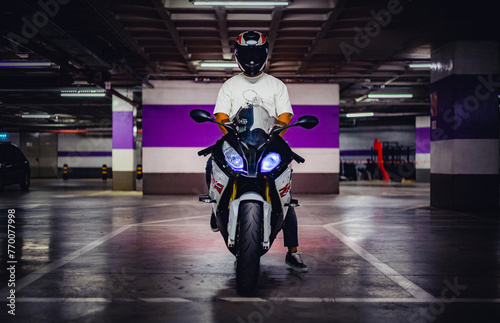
[{"xmin": 57, "ymin": 133, "xmax": 112, "ymax": 168}]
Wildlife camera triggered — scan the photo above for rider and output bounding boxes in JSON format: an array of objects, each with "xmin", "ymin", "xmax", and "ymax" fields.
[{"xmin": 209, "ymin": 30, "xmax": 307, "ymax": 273}]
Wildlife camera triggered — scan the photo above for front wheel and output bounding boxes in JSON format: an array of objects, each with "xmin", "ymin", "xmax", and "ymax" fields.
[
  {"xmin": 236, "ymin": 201, "xmax": 262, "ymax": 295},
  {"xmin": 20, "ymin": 172, "xmax": 30, "ymax": 191}
]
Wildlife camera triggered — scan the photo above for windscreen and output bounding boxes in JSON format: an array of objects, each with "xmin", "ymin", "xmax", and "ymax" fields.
[{"xmin": 231, "ymin": 94, "xmax": 276, "ymax": 147}]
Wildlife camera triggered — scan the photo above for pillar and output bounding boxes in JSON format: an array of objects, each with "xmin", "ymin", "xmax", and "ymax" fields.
[
  {"xmin": 284, "ymin": 83, "xmax": 340, "ymax": 193},
  {"xmin": 142, "ymin": 81, "xmax": 339, "ymax": 194},
  {"xmin": 430, "ymin": 41, "xmax": 499, "ymax": 211},
  {"xmin": 415, "ymin": 116, "xmax": 430, "ymax": 182},
  {"xmin": 112, "ymin": 91, "xmax": 136, "ymax": 191}
]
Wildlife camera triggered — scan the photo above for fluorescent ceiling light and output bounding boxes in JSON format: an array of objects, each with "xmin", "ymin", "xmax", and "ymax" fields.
[
  {"xmin": 354, "ymin": 95, "xmax": 367, "ymax": 103},
  {"xmin": 200, "ymin": 62, "xmax": 238, "ymax": 68},
  {"xmin": 61, "ymin": 90, "xmax": 106, "ymax": 97},
  {"xmin": 408, "ymin": 63, "xmax": 431, "ymax": 69},
  {"xmin": 193, "ymin": 1, "xmax": 289, "ymax": 6},
  {"xmin": 346, "ymin": 112, "xmax": 374, "ymax": 118},
  {"xmin": 22, "ymin": 114, "xmax": 51, "ymax": 119},
  {"xmin": 367, "ymin": 93, "xmax": 413, "ymax": 99},
  {"xmin": 0, "ymin": 62, "xmax": 52, "ymax": 67}
]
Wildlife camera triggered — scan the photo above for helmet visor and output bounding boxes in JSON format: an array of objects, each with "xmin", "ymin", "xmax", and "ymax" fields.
[{"xmin": 236, "ymin": 46, "xmax": 268, "ymax": 69}]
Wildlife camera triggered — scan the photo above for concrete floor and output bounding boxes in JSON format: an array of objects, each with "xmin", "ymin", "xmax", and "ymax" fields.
[{"xmin": 0, "ymin": 179, "xmax": 499, "ymax": 323}]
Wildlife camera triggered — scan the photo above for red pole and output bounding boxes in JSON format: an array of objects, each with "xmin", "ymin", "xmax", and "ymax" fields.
[{"xmin": 374, "ymin": 138, "xmax": 391, "ymax": 181}]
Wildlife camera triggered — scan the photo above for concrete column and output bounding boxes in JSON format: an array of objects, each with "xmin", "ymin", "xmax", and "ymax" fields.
[
  {"xmin": 142, "ymin": 81, "xmax": 339, "ymax": 194},
  {"xmin": 112, "ymin": 91, "xmax": 136, "ymax": 191},
  {"xmin": 415, "ymin": 116, "xmax": 430, "ymax": 182},
  {"xmin": 430, "ymin": 41, "xmax": 499, "ymax": 211}
]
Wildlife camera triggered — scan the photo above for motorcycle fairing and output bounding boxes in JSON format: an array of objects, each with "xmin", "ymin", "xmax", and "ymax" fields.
[
  {"xmin": 275, "ymin": 164, "xmax": 293, "ymax": 218},
  {"xmin": 210, "ymin": 160, "xmax": 230, "ymax": 215}
]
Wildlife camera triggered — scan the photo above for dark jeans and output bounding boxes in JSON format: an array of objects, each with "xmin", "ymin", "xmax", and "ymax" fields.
[
  {"xmin": 206, "ymin": 157, "xmax": 299, "ymax": 248},
  {"xmin": 205, "ymin": 157, "xmax": 212, "ymax": 189},
  {"xmin": 283, "ymin": 206, "xmax": 299, "ymax": 248}
]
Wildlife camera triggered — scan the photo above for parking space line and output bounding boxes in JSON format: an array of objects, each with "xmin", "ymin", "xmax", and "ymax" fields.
[
  {"xmin": 140, "ymin": 298, "xmax": 193, "ymax": 303},
  {"xmin": 0, "ymin": 224, "xmax": 134, "ymax": 299},
  {"xmin": 0, "ymin": 215, "xmax": 207, "ymax": 299},
  {"xmin": 218, "ymin": 297, "xmax": 267, "ymax": 302},
  {"xmin": 9, "ymin": 297, "xmax": 500, "ymax": 303},
  {"xmin": 323, "ymin": 224, "xmax": 435, "ymax": 300},
  {"xmin": 136, "ymin": 215, "xmax": 206, "ymax": 225}
]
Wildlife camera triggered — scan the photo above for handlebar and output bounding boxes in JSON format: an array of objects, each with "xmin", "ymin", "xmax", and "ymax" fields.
[
  {"xmin": 292, "ymin": 152, "xmax": 305, "ymax": 163},
  {"xmin": 198, "ymin": 145, "xmax": 214, "ymax": 157}
]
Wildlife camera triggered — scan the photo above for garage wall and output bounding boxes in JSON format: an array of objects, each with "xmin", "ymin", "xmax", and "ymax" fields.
[
  {"xmin": 142, "ymin": 80, "xmax": 339, "ymax": 194},
  {"xmin": 415, "ymin": 116, "xmax": 431, "ymax": 182},
  {"xmin": 340, "ymin": 124, "xmax": 416, "ymax": 162},
  {"xmin": 58, "ymin": 133, "xmax": 112, "ymax": 178},
  {"xmin": 0, "ymin": 132, "xmax": 20, "ymax": 146}
]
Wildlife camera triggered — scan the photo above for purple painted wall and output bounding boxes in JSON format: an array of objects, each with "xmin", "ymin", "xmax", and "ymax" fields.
[
  {"xmin": 59, "ymin": 151, "xmax": 112, "ymax": 157},
  {"xmin": 415, "ymin": 127, "xmax": 430, "ymax": 154},
  {"xmin": 142, "ymin": 104, "xmax": 339, "ymax": 149},
  {"xmin": 112, "ymin": 111, "xmax": 134, "ymax": 149},
  {"xmin": 430, "ymin": 74, "xmax": 499, "ymax": 142}
]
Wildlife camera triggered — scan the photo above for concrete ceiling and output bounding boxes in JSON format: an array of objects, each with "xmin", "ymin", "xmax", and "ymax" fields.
[{"xmin": 0, "ymin": 0, "xmax": 498, "ymax": 131}]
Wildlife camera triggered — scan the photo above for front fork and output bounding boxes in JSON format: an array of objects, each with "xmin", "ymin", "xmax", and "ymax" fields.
[{"xmin": 227, "ymin": 192, "xmax": 272, "ymax": 249}]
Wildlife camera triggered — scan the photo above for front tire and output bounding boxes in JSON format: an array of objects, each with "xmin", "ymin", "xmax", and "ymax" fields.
[
  {"xmin": 236, "ymin": 201, "xmax": 263, "ymax": 296},
  {"xmin": 20, "ymin": 172, "xmax": 30, "ymax": 191}
]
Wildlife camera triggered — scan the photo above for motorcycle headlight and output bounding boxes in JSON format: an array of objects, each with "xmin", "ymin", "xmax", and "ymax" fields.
[
  {"xmin": 261, "ymin": 152, "xmax": 281, "ymax": 173},
  {"xmin": 223, "ymin": 142, "xmax": 244, "ymax": 171}
]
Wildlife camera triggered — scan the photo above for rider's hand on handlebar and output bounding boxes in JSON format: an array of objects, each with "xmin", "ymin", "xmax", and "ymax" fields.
[{"xmin": 215, "ymin": 113, "xmax": 230, "ymax": 135}]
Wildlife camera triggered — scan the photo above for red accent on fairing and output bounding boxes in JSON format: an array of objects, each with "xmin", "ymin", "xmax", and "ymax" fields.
[
  {"xmin": 260, "ymin": 33, "xmax": 266, "ymax": 44},
  {"xmin": 279, "ymin": 182, "xmax": 292, "ymax": 198},
  {"xmin": 237, "ymin": 34, "xmax": 243, "ymax": 44},
  {"xmin": 211, "ymin": 177, "xmax": 225, "ymax": 194}
]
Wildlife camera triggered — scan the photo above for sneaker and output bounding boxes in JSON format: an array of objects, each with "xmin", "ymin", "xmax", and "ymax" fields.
[
  {"xmin": 210, "ymin": 212, "xmax": 219, "ymax": 232},
  {"xmin": 285, "ymin": 251, "xmax": 308, "ymax": 272}
]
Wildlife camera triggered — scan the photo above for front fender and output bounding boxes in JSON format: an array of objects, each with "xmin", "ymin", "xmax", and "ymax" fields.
[{"xmin": 228, "ymin": 192, "xmax": 272, "ymax": 249}]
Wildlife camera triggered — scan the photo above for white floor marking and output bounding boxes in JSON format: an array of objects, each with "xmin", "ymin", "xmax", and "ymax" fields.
[
  {"xmin": 218, "ymin": 297, "xmax": 267, "ymax": 302},
  {"xmin": 323, "ymin": 224, "xmax": 435, "ymax": 300},
  {"xmin": 284, "ymin": 297, "xmax": 330, "ymax": 302},
  {"xmin": 393, "ymin": 204, "xmax": 429, "ymax": 213},
  {"xmin": 0, "ymin": 224, "xmax": 134, "ymax": 298},
  {"xmin": 0, "ymin": 215, "xmax": 206, "ymax": 298},
  {"xmin": 9, "ymin": 297, "xmax": 500, "ymax": 303},
  {"xmin": 326, "ymin": 204, "xmax": 430, "ymax": 227},
  {"xmin": 329, "ymin": 216, "xmax": 377, "ymax": 226},
  {"xmin": 141, "ymin": 298, "xmax": 193, "ymax": 303},
  {"xmin": 136, "ymin": 215, "xmax": 206, "ymax": 225}
]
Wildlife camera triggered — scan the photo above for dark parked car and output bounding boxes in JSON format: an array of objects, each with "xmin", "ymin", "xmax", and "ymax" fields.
[{"xmin": 0, "ymin": 142, "xmax": 30, "ymax": 191}]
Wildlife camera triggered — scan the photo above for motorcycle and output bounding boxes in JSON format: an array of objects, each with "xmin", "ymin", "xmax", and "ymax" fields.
[{"xmin": 190, "ymin": 98, "xmax": 318, "ymax": 295}]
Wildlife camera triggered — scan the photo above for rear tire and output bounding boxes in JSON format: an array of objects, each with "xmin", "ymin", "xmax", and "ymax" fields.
[{"xmin": 236, "ymin": 201, "xmax": 263, "ymax": 296}]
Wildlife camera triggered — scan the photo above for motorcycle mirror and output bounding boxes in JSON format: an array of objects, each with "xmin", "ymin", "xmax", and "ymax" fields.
[
  {"xmin": 190, "ymin": 109, "xmax": 214, "ymax": 123},
  {"xmin": 190, "ymin": 109, "xmax": 237, "ymax": 133},
  {"xmin": 294, "ymin": 115, "xmax": 319, "ymax": 129}
]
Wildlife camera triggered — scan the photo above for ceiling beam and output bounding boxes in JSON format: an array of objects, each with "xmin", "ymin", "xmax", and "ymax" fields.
[
  {"xmin": 267, "ymin": 7, "xmax": 283, "ymax": 61},
  {"xmin": 0, "ymin": 28, "xmax": 83, "ymax": 77},
  {"xmin": 296, "ymin": 0, "xmax": 348, "ymax": 74},
  {"xmin": 214, "ymin": 6, "xmax": 232, "ymax": 61},
  {"xmin": 151, "ymin": 0, "xmax": 197, "ymax": 74},
  {"xmin": 84, "ymin": 0, "xmax": 159, "ymax": 86},
  {"xmin": 11, "ymin": 0, "xmax": 149, "ymax": 90},
  {"xmin": 1, "ymin": 30, "xmax": 139, "ymax": 108}
]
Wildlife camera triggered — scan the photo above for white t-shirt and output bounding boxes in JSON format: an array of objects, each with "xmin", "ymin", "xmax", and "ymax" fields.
[{"xmin": 213, "ymin": 73, "xmax": 293, "ymax": 119}]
